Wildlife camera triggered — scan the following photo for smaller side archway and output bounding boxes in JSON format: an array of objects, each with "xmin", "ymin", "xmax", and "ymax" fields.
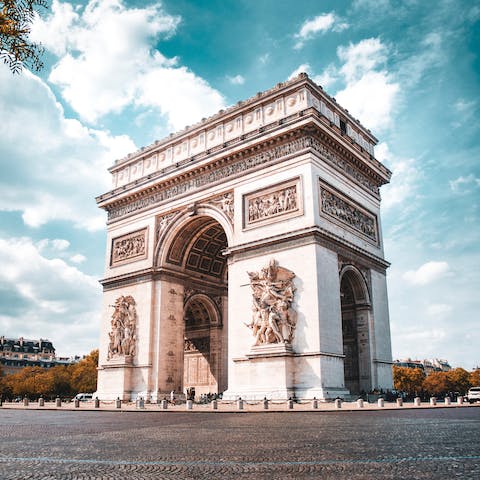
[{"xmin": 339, "ymin": 265, "xmax": 372, "ymax": 395}]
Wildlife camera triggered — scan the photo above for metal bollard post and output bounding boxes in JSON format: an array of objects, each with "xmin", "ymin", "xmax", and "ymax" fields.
[
  {"xmin": 186, "ymin": 399, "xmax": 193, "ymax": 410},
  {"xmin": 357, "ymin": 399, "xmax": 364, "ymax": 408},
  {"xmin": 287, "ymin": 398, "xmax": 294, "ymax": 410},
  {"xmin": 74, "ymin": 398, "xmax": 80, "ymax": 408},
  {"xmin": 94, "ymin": 397, "xmax": 100, "ymax": 408},
  {"xmin": 161, "ymin": 399, "xmax": 168, "ymax": 410},
  {"xmin": 23, "ymin": 397, "xmax": 29, "ymax": 407},
  {"xmin": 445, "ymin": 397, "xmax": 451, "ymax": 406},
  {"xmin": 211, "ymin": 400, "xmax": 218, "ymax": 410},
  {"xmin": 312, "ymin": 397, "xmax": 318, "ymax": 409},
  {"xmin": 430, "ymin": 397, "xmax": 437, "ymax": 406},
  {"xmin": 396, "ymin": 398, "xmax": 403, "ymax": 407},
  {"xmin": 414, "ymin": 397, "xmax": 421, "ymax": 406},
  {"xmin": 377, "ymin": 398, "xmax": 385, "ymax": 408},
  {"xmin": 116, "ymin": 397, "xmax": 121, "ymax": 409},
  {"xmin": 263, "ymin": 397, "xmax": 269, "ymax": 410},
  {"xmin": 334, "ymin": 398, "xmax": 342, "ymax": 409},
  {"xmin": 457, "ymin": 396, "xmax": 464, "ymax": 405},
  {"xmin": 38, "ymin": 397, "xmax": 44, "ymax": 407},
  {"xmin": 237, "ymin": 398, "xmax": 244, "ymax": 410}
]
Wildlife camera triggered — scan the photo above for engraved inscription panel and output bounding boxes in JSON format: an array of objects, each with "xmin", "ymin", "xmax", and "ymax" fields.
[
  {"xmin": 244, "ymin": 178, "xmax": 302, "ymax": 229},
  {"xmin": 319, "ymin": 182, "xmax": 378, "ymax": 243},
  {"xmin": 110, "ymin": 228, "xmax": 148, "ymax": 266}
]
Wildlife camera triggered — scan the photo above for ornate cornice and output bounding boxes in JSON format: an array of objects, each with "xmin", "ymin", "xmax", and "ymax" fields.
[{"xmin": 100, "ymin": 117, "xmax": 388, "ymax": 224}]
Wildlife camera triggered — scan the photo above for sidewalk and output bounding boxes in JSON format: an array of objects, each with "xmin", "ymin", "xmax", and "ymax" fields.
[{"xmin": 1, "ymin": 399, "xmax": 478, "ymax": 413}]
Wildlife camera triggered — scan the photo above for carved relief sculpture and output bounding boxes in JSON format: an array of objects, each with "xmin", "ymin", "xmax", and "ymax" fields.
[
  {"xmin": 111, "ymin": 229, "xmax": 147, "ymax": 266},
  {"xmin": 320, "ymin": 184, "xmax": 378, "ymax": 242},
  {"xmin": 246, "ymin": 259, "xmax": 297, "ymax": 345},
  {"xmin": 107, "ymin": 295, "xmax": 137, "ymax": 359},
  {"xmin": 209, "ymin": 192, "xmax": 234, "ymax": 222},
  {"xmin": 244, "ymin": 178, "xmax": 302, "ymax": 228}
]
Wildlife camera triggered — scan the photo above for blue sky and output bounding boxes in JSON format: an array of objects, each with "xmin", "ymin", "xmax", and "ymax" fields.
[{"xmin": 0, "ymin": 0, "xmax": 479, "ymax": 368}]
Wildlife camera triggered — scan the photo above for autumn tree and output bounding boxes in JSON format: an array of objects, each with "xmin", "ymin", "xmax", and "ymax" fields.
[
  {"xmin": 422, "ymin": 372, "xmax": 450, "ymax": 397},
  {"xmin": 446, "ymin": 368, "xmax": 471, "ymax": 395},
  {"xmin": 470, "ymin": 368, "xmax": 480, "ymax": 387},
  {"xmin": 392, "ymin": 366, "xmax": 425, "ymax": 397},
  {"xmin": 5, "ymin": 366, "xmax": 52, "ymax": 398},
  {"xmin": 0, "ymin": 0, "xmax": 47, "ymax": 73},
  {"xmin": 70, "ymin": 349, "xmax": 99, "ymax": 393}
]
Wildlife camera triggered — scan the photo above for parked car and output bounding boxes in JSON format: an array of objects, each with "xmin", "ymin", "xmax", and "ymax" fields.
[
  {"xmin": 74, "ymin": 393, "xmax": 93, "ymax": 402},
  {"xmin": 466, "ymin": 387, "xmax": 480, "ymax": 404}
]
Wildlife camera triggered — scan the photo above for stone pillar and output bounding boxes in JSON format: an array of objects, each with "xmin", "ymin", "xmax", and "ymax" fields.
[
  {"xmin": 287, "ymin": 398, "xmax": 294, "ymax": 409},
  {"xmin": 377, "ymin": 398, "xmax": 384, "ymax": 408},
  {"xmin": 23, "ymin": 397, "xmax": 29, "ymax": 407},
  {"xmin": 186, "ymin": 400, "xmax": 193, "ymax": 410},
  {"xmin": 414, "ymin": 397, "xmax": 421, "ymax": 406},
  {"xmin": 457, "ymin": 396, "xmax": 464, "ymax": 405},
  {"xmin": 94, "ymin": 397, "xmax": 100, "ymax": 408},
  {"xmin": 263, "ymin": 398, "xmax": 269, "ymax": 410},
  {"xmin": 55, "ymin": 397, "xmax": 61, "ymax": 407},
  {"xmin": 74, "ymin": 398, "xmax": 80, "ymax": 408},
  {"xmin": 430, "ymin": 397, "xmax": 436, "ymax": 406},
  {"xmin": 116, "ymin": 397, "xmax": 122, "ymax": 408},
  {"xmin": 312, "ymin": 398, "xmax": 318, "ymax": 409},
  {"xmin": 161, "ymin": 399, "xmax": 168, "ymax": 409},
  {"xmin": 211, "ymin": 400, "xmax": 218, "ymax": 410},
  {"xmin": 396, "ymin": 398, "xmax": 403, "ymax": 407},
  {"xmin": 445, "ymin": 397, "xmax": 451, "ymax": 406},
  {"xmin": 237, "ymin": 398, "xmax": 244, "ymax": 410},
  {"xmin": 334, "ymin": 399, "xmax": 342, "ymax": 409},
  {"xmin": 357, "ymin": 399, "xmax": 364, "ymax": 408},
  {"xmin": 38, "ymin": 397, "xmax": 44, "ymax": 407}
]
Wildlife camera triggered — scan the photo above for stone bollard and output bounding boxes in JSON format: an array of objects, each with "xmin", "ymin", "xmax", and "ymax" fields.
[
  {"xmin": 138, "ymin": 397, "xmax": 145, "ymax": 409},
  {"xmin": 334, "ymin": 398, "xmax": 342, "ymax": 409},
  {"xmin": 445, "ymin": 397, "xmax": 451, "ymax": 406},
  {"xmin": 94, "ymin": 397, "xmax": 100, "ymax": 408},
  {"xmin": 396, "ymin": 398, "xmax": 403, "ymax": 407},
  {"xmin": 287, "ymin": 398, "xmax": 294, "ymax": 410},
  {"xmin": 54, "ymin": 397, "xmax": 61, "ymax": 407},
  {"xmin": 312, "ymin": 397, "xmax": 318, "ymax": 409},
  {"xmin": 430, "ymin": 397, "xmax": 437, "ymax": 406},
  {"xmin": 74, "ymin": 398, "xmax": 80, "ymax": 408},
  {"xmin": 116, "ymin": 397, "xmax": 122, "ymax": 409},
  {"xmin": 38, "ymin": 397, "xmax": 44, "ymax": 407},
  {"xmin": 237, "ymin": 398, "xmax": 244, "ymax": 410},
  {"xmin": 0, "ymin": 397, "xmax": 2, "ymax": 407},
  {"xmin": 414, "ymin": 397, "xmax": 421, "ymax": 406},
  {"xmin": 457, "ymin": 396, "xmax": 464, "ymax": 405},
  {"xmin": 357, "ymin": 399, "xmax": 364, "ymax": 408},
  {"xmin": 186, "ymin": 399, "xmax": 193, "ymax": 410},
  {"xmin": 377, "ymin": 398, "xmax": 385, "ymax": 408},
  {"xmin": 263, "ymin": 397, "xmax": 269, "ymax": 410},
  {"xmin": 23, "ymin": 397, "xmax": 29, "ymax": 407},
  {"xmin": 211, "ymin": 399, "xmax": 218, "ymax": 410},
  {"xmin": 161, "ymin": 399, "xmax": 168, "ymax": 410}
]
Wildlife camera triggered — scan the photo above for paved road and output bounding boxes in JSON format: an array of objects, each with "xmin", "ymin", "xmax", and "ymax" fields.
[{"xmin": 0, "ymin": 408, "xmax": 479, "ymax": 479}]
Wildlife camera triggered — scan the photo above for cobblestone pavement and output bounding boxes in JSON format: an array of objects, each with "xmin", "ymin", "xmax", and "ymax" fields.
[{"xmin": 0, "ymin": 407, "xmax": 479, "ymax": 479}]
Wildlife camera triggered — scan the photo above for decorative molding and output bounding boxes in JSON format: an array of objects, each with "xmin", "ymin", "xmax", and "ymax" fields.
[
  {"xmin": 110, "ymin": 228, "xmax": 148, "ymax": 267},
  {"xmin": 243, "ymin": 177, "xmax": 302, "ymax": 229},
  {"xmin": 207, "ymin": 191, "xmax": 234, "ymax": 223},
  {"xmin": 319, "ymin": 182, "xmax": 378, "ymax": 244},
  {"xmin": 107, "ymin": 295, "xmax": 137, "ymax": 360}
]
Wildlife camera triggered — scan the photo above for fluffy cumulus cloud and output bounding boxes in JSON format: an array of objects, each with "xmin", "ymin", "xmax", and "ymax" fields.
[
  {"xmin": 0, "ymin": 65, "xmax": 135, "ymax": 230},
  {"xmin": 0, "ymin": 236, "xmax": 101, "ymax": 355},
  {"xmin": 294, "ymin": 12, "xmax": 348, "ymax": 49},
  {"xmin": 334, "ymin": 38, "xmax": 399, "ymax": 131},
  {"xmin": 403, "ymin": 261, "xmax": 452, "ymax": 286},
  {"xmin": 31, "ymin": 0, "xmax": 225, "ymax": 130}
]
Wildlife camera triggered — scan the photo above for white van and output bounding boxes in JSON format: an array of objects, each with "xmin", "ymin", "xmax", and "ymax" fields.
[
  {"xmin": 75, "ymin": 393, "xmax": 93, "ymax": 402},
  {"xmin": 466, "ymin": 387, "xmax": 480, "ymax": 404}
]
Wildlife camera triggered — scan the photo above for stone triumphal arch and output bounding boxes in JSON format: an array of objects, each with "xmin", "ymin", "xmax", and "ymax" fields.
[{"xmin": 95, "ymin": 73, "xmax": 393, "ymax": 401}]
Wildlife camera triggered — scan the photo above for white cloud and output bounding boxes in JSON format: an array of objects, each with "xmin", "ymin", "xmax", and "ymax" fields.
[
  {"xmin": 0, "ymin": 236, "xmax": 100, "ymax": 355},
  {"xmin": 312, "ymin": 65, "xmax": 337, "ymax": 89},
  {"xmin": 70, "ymin": 254, "xmax": 87, "ymax": 264},
  {"xmin": 0, "ymin": 65, "xmax": 135, "ymax": 230},
  {"xmin": 288, "ymin": 63, "xmax": 311, "ymax": 79},
  {"xmin": 227, "ymin": 74, "xmax": 245, "ymax": 85},
  {"xmin": 376, "ymin": 142, "xmax": 420, "ymax": 210},
  {"xmin": 403, "ymin": 261, "xmax": 451, "ymax": 286},
  {"xmin": 31, "ymin": 0, "xmax": 225, "ymax": 131},
  {"xmin": 334, "ymin": 38, "xmax": 399, "ymax": 131},
  {"xmin": 294, "ymin": 13, "xmax": 348, "ymax": 49},
  {"xmin": 449, "ymin": 174, "xmax": 480, "ymax": 193}
]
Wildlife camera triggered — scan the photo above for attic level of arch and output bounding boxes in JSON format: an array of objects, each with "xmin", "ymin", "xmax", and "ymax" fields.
[{"xmin": 99, "ymin": 119, "xmax": 391, "ymax": 224}]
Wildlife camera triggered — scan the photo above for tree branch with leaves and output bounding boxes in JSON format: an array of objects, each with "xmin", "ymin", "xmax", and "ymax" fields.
[{"xmin": 0, "ymin": 0, "xmax": 47, "ymax": 73}]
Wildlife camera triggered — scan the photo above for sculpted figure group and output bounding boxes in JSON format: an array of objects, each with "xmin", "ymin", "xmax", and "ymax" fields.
[
  {"xmin": 107, "ymin": 295, "xmax": 137, "ymax": 359},
  {"xmin": 248, "ymin": 187, "xmax": 297, "ymax": 223},
  {"xmin": 246, "ymin": 259, "xmax": 297, "ymax": 346}
]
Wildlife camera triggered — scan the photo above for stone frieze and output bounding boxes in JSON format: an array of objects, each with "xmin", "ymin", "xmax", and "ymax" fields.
[{"xmin": 110, "ymin": 228, "xmax": 147, "ymax": 266}]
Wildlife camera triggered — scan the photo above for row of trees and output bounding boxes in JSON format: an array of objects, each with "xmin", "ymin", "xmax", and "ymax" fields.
[
  {"xmin": 0, "ymin": 350, "xmax": 98, "ymax": 400},
  {"xmin": 393, "ymin": 366, "xmax": 480, "ymax": 399}
]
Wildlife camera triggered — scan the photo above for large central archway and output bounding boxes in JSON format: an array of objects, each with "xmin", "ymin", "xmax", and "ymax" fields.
[{"xmin": 158, "ymin": 210, "xmax": 230, "ymax": 399}]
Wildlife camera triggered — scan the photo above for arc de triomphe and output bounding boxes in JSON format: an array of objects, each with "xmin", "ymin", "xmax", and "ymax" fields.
[{"xmin": 95, "ymin": 73, "xmax": 393, "ymax": 401}]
